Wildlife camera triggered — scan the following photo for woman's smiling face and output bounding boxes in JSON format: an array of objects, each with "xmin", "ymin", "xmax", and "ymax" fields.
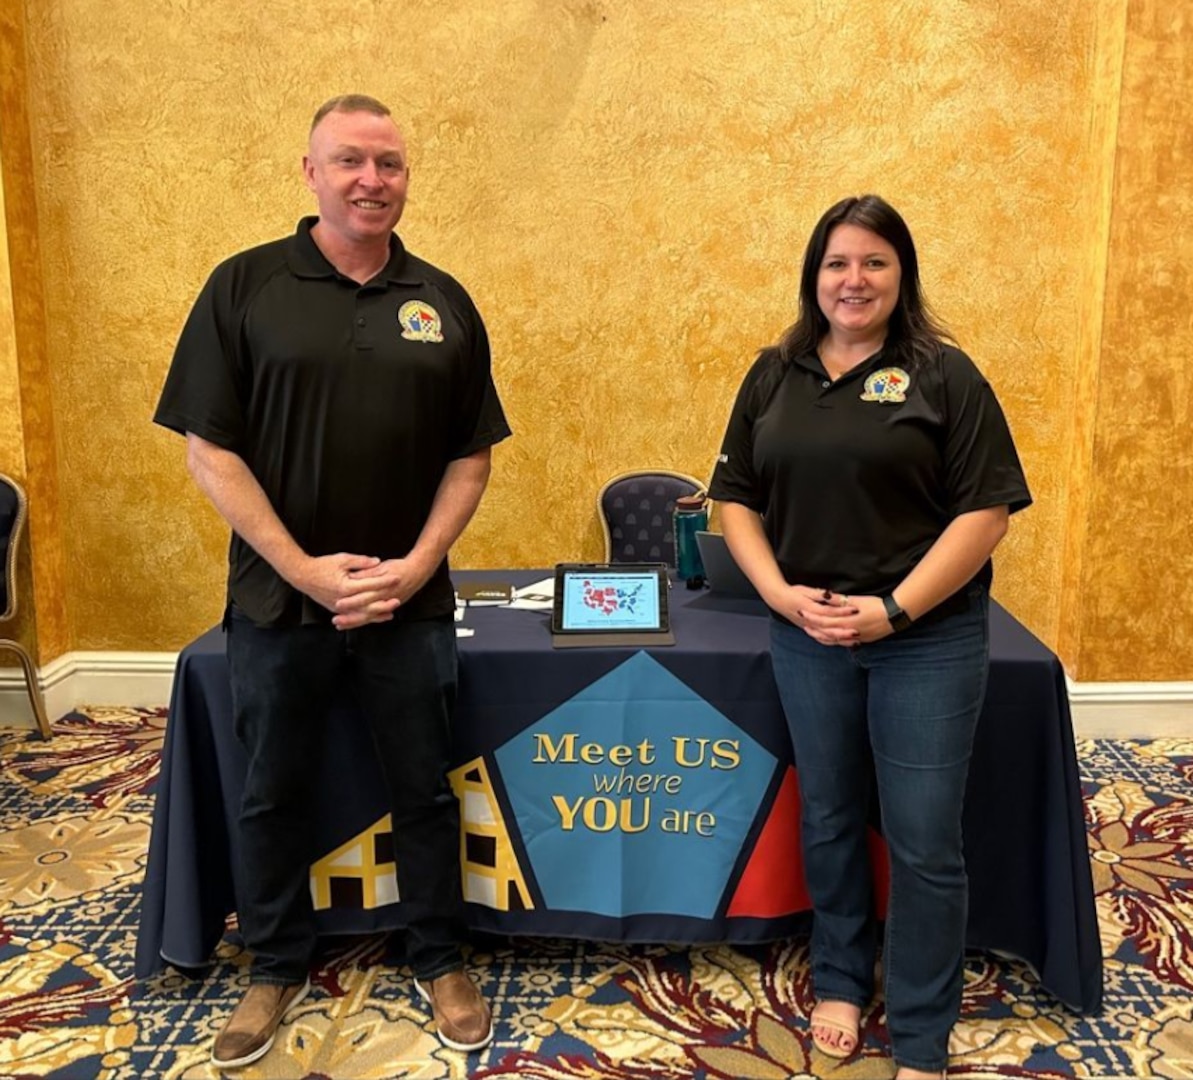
[{"xmin": 816, "ymin": 223, "xmax": 903, "ymax": 344}]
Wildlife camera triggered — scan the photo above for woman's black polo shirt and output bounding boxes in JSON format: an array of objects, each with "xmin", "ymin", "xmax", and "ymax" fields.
[
  {"xmin": 709, "ymin": 344, "xmax": 1031, "ymax": 613},
  {"xmin": 154, "ymin": 217, "xmax": 511, "ymax": 627}
]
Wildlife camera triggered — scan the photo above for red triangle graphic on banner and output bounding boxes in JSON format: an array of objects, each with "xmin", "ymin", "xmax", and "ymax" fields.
[{"xmin": 727, "ymin": 766, "xmax": 811, "ymax": 917}]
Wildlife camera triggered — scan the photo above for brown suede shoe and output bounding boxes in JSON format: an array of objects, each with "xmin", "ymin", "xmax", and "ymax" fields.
[
  {"xmin": 211, "ymin": 977, "xmax": 310, "ymax": 1068},
  {"xmin": 415, "ymin": 970, "xmax": 493, "ymax": 1051}
]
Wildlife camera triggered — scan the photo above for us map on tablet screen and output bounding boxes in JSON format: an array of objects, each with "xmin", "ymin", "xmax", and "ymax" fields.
[{"xmin": 560, "ymin": 571, "xmax": 662, "ymax": 631}]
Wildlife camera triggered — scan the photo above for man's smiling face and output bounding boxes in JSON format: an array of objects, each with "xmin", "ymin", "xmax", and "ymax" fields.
[{"xmin": 303, "ymin": 108, "xmax": 410, "ymax": 246}]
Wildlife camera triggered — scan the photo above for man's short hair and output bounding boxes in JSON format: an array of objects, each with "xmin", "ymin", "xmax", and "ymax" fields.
[{"xmin": 310, "ymin": 94, "xmax": 392, "ymax": 134}]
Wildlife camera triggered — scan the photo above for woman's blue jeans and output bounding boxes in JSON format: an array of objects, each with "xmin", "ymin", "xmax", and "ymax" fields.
[
  {"xmin": 226, "ymin": 610, "xmax": 465, "ymax": 986},
  {"xmin": 770, "ymin": 586, "xmax": 989, "ymax": 1072}
]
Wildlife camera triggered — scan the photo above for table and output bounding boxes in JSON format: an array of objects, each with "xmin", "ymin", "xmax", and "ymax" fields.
[{"xmin": 135, "ymin": 572, "xmax": 1102, "ymax": 1013}]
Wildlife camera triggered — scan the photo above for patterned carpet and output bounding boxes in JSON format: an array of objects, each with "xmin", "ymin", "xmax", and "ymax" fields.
[{"xmin": 1, "ymin": 709, "xmax": 1191, "ymax": 1079}]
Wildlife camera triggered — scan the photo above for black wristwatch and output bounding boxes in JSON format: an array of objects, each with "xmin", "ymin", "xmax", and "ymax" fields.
[{"xmin": 882, "ymin": 594, "xmax": 913, "ymax": 633}]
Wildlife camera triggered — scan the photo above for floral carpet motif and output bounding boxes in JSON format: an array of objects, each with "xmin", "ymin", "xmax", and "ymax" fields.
[{"xmin": 0, "ymin": 713, "xmax": 1190, "ymax": 1078}]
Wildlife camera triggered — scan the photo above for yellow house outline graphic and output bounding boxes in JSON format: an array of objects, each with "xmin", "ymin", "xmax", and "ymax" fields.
[{"xmin": 308, "ymin": 755, "xmax": 533, "ymax": 913}]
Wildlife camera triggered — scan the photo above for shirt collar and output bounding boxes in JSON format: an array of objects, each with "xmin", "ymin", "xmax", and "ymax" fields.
[
  {"xmin": 286, "ymin": 216, "xmax": 423, "ymax": 285},
  {"xmin": 790, "ymin": 344, "xmax": 887, "ymax": 379}
]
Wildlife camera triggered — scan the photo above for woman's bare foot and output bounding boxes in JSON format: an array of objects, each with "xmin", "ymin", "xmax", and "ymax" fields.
[{"xmin": 809, "ymin": 1000, "xmax": 862, "ymax": 1059}]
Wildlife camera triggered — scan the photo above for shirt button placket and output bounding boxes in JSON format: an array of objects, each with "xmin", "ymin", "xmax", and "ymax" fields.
[{"xmin": 354, "ymin": 301, "xmax": 374, "ymax": 351}]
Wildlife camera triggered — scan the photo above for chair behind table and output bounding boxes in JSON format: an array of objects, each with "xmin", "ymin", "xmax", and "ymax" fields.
[{"xmin": 597, "ymin": 469, "xmax": 704, "ymax": 567}]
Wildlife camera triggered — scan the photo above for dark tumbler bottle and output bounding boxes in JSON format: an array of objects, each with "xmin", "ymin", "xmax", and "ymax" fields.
[{"xmin": 673, "ymin": 492, "xmax": 709, "ymax": 589}]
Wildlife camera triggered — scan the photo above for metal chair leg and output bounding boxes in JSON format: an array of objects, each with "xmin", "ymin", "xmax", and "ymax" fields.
[{"xmin": 0, "ymin": 639, "xmax": 52, "ymax": 740}]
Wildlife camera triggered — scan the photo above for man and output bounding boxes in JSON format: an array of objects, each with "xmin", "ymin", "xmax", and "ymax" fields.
[{"xmin": 154, "ymin": 94, "xmax": 510, "ymax": 1068}]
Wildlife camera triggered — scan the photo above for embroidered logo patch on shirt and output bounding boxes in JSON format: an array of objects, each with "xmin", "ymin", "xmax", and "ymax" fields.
[
  {"xmin": 397, "ymin": 301, "xmax": 444, "ymax": 343},
  {"xmin": 860, "ymin": 367, "xmax": 911, "ymax": 404}
]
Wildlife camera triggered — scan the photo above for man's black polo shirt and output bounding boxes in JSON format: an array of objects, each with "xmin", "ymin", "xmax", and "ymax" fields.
[
  {"xmin": 154, "ymin": 217, "xmax": 511, "ymax": 626},
  {"xmin": 709, "ymin": 344, "xmax": 1031, "ymax": 611}
]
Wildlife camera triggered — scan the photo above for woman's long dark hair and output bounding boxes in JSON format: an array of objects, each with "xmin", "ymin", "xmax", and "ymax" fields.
[{"xmin": 775, "ymin": 194, "xmax": 952, "ymax": 370}]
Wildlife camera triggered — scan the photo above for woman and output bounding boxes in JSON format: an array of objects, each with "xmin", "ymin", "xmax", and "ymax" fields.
[{"xmin": 708, "ymin": 195, "xmax": 1031, "ymax": 1079}]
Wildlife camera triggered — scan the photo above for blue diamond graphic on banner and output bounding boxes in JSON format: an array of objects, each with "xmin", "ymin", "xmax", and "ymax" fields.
[{"xmin": 493, "ymin": 651, "xmax": 776, "ymax": 918}]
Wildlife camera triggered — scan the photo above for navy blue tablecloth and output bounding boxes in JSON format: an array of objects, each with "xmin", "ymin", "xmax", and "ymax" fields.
[{"xmin": 135, "ymin": 572, "xmax": 1101, "ymax": 1013}]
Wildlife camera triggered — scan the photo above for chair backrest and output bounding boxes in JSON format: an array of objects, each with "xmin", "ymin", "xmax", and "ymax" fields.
[
  {"xmin": 597, "ymin": 469, "xmax": 704, "ymax": 566},
  {"xmin": 0, "ymin": 472, "xmax": 27, "ymax": 622}
]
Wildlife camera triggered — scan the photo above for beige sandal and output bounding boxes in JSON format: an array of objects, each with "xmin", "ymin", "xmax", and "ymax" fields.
[{"xmin": 809, "ymin": 1003, "xmax": 860, "ymax": 1060}]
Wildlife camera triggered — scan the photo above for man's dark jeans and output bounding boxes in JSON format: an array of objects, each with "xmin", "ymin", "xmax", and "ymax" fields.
[{"xmin": 227, "ymin": 609, "xmax": 464, "ymax": 985}]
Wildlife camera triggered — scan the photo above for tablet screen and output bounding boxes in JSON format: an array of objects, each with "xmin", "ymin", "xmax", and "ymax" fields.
[{"xmin": 552, "ymin": 564, "xmax": 669, "ymax": 634}]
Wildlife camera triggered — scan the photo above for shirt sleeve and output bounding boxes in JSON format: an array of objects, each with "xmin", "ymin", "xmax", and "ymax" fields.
[
  {"xmin": 708, "ymin": 354, "xmax": 774, "ymax": 513},
  {"xmin": 940, "ymin": 349, "xmax": 1033, "ymax": 517},
  {"xmin": 446, "ymin": 283, "xmax": 512, "ymax": 459},
  {"xmin": 152, "ymin": 261, "xmax": 249, "ymax": 452}
]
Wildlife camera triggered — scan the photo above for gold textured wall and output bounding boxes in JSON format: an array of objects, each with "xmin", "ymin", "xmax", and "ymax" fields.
[
  {"xmin": 1074, "ymin": 0, "xmax": 1193, "ymax": 681},
  {"xmin": 0, "ymin": 133, "xmax": 34, "ymax": 665},
  {"xmin": 1, "ymin": 0, "xmax": 69, "ymax": 665},
  {"xmin": 1056, "ymin": 3, "xmax": 1127, "ymax": 678},
  {"xmin": 4, "ymin": 0, "xmax": 1190, "ymax": 680}
]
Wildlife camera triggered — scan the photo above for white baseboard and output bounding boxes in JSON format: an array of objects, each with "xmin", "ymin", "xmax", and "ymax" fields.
[
  {"xmin": 0, "ymin": 651, "xmax": 178, "ymax": 730},
  {"xmin": 1, "ymin": 653, "xmax": 1191, "ymax": 740},
  {"xmin": 1067, "ymin": 679, "xmax": 1193, "ymax": 738}
]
